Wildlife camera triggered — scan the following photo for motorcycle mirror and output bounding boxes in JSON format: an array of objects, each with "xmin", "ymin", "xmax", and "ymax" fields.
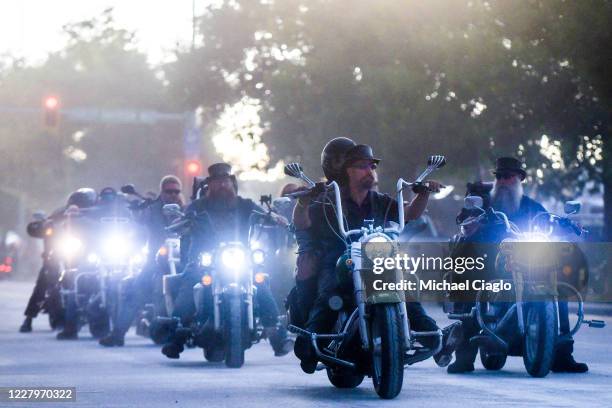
[
  {"xmin": 564, "ymin": 200, "xmax": 581, "ymax": 215},
  {"xmin": 427, "ymin": 155, "xmax": 446, "ymax": 169},
  {"xmin": 283, "ymin": 163, "xmax": 303, "ymax": 178},
  {"xmin": 32, "ymin": 211, "xmax": 46, "ymax": 221},
  {"xmin": 283, "ymin": 163, "xmax": 317, "ymax": 187},
  {"xmin": 260, "ymin": 194, "xmax": 272, "ymax": 207},
  {"xmin": 464, "ymin": 195, "xmax": 483, "ymax": 210},
  {"xmin": 120, "ymin": 184, "xmax": 137, "ymax": 195},
  {"xmin": 162, "ymin": 203, "xmax": 183, "ymax": 218}
]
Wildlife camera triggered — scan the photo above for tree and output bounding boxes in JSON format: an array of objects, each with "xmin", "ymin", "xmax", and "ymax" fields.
[
  {"xmin": 0, "ymin": 9, "xmax": 178, "ymax": 210},
  {"xmin": 166, "ymin": 0, "xmax": 610, "ymax": 236}
]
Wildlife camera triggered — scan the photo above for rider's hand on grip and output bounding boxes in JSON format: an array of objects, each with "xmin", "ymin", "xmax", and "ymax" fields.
[
  {"xmin": 286, "ymin": 182, "xmax": 327, "ymax": 205},
  {"xmin": 412, "ymin": 180, "xmax": 444, "ymax": 194}
]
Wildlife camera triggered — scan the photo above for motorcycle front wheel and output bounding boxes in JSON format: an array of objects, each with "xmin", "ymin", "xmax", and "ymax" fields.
[
  {"xmin": 523, "ymin": 302, "xmax": 557, "ymax": 377},
  {"xmin": 224, "ymin": 295, "xmax": 246, "ymax": 368},
  {"xmin": 370, "ymin": 303, "xmax": 404, "ymax": 399},
  {"xmin": 88, "ymin": 312, "xmax": 110, "ymax": 339}
]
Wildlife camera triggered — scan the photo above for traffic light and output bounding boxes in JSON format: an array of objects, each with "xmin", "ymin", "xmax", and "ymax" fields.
[
  {"xmin": 185, "ymin": 159, "xmax": 202, "ymax": 176},
  {"xmin": 43, "ymin": 96, "xmax": 60, "ymax": 128}
]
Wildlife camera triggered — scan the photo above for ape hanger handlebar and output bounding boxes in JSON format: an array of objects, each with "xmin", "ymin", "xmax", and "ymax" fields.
[
  {"xmin": 283, "ymin": 154, "xmax": 447, "ymax": 239},
  {"xmin": 328, "ymin": 178, "xmax": 416, "ymax": 239}
]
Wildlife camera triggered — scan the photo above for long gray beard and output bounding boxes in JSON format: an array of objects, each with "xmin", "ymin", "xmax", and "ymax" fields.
[{"xmin": 491, "ymin": 182, "xmax": 523, "ymax": 215}]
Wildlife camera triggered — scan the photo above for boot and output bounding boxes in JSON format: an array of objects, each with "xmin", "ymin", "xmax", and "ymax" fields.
[
  {"xmin": 293, "ymin": 277, "xmax": 317, "ymax": 327},
  {"xmin": 294, "ymin": 336, "xmax": 317, "ymax": 374},
  {"xmin": 434, "ymin": 321, "xmax": 463, "ymax": 367},
  {"xmin": 161, "ymin": 341, "xmax": 184, "ymax": 359},
  {"xmin": 447, "ymin": 339, "xmax": 478, "ymax": 374},
  {"xmin": 266, "ymin": 325, "xmax": 294, "ymax": 357},
  {"xmin": 56, "ymin": 327, "xmax": 78, "ymax": 340},
  {"xmin": 552, "ymin": 340, "xmax": 588, "ymax": 373},
  {"xmin": 19, "ymin": 317, "xmax": 33, "ymax": 333},
  {"xmin": 99, "ymin": 331, "xmax": 125, "ymax": 347}
]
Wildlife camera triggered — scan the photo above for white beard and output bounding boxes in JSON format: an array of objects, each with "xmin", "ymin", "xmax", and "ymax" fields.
[{"xmin": 491, "ymin": 181, "xmax": 523, "ymax": 215}]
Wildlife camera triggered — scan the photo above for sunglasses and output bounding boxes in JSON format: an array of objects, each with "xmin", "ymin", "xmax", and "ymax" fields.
[
  {"xmin": 350, "ymin": 162, "xmax": 378, "ymax": 171},
  {"xmin": 495, "ymin": 173, "xmax": 518, "ymax": 180},
  {"xmin": 163, "ymin": 189, "xmax": 181, "ymax": 195}
]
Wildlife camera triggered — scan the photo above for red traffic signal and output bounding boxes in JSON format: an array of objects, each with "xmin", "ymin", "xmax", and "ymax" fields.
[
  {"xmin": 45, "ymin": 96, "xmax": 59, "ymax": 109},
  {"xmin": 43, "ymin": 96, "xmax": 60, "ymax": 127},
  {"xmin": 185, "ymin": 159, "xmax": 202, "ymax": 176}
]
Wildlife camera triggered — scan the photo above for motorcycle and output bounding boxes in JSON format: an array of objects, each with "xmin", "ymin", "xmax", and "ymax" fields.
[
  {"xmin": 25, "ymin": 213, "xmax": 65, "ymax": 329},
  {"xmin": 120, "ymin": 184, "xmax": 181, "ymax": 344},
  {"xmin": 57, "ymin": 207, "xmax": 144, "ymax": 338},
  {"xmin": 157, "ymin": 197, "xmax": 282, "ymax": 368},
  {"xmin": 0, "ymin": 231, "xmax": 21, "ymax": 279},
  {"xmin": 283, "ymin": 156, "xmax": 448, "ymax": 399},
  {"xmin": 445, "ymin": 196, "xmax": 605, "ymax": 377}
]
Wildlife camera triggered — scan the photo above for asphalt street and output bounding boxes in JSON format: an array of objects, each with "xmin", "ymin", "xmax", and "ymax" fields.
[{"xmin": 1, "ymin": 279, "xmax": 611, "ymax": 408}]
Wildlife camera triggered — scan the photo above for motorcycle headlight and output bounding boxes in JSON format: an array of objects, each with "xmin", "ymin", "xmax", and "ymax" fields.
[
  {"xmin": 501, "ymin": 236, "xmax": 556, "ymax": 270},
  {"xmin": 103, "ymin": 235, "xmax": 130, "ymax": 259},
  {"xmin": 252, "ymin": 249, "xmax": 265, "ymax": 265},
  {"xmin": 519, "ymin": 232, "xmax": 550, "ymax": 243},
  {"xmin": 200, "ymin": 252, "xmax": 213, "ymax": 267},
  {"xmin": 221, "ymin": 247, "xmax": 245, "ymax": 269},
  {"xmin": 87, "ymin": 253, "xmax": 100, "ymax": 264},
  {"xmin": 58, "ymin": 235, "xmax": 83, "ymax": 259},
  {"xmin": 363, "ymin": 234, "xmax": 394, "ymax": 260}
]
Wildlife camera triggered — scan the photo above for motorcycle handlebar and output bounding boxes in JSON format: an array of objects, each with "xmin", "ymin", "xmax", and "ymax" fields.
[
  {"xmin": 165, "ymin": 218, "xmax": 191, "ymax": 233},
  {"xmin": 557, "ymin": 216, "xmax": 585, "ymax": 237},
  {"xmin": 283, "ymin": 178, "xmax": 435, "ymax": 240}
]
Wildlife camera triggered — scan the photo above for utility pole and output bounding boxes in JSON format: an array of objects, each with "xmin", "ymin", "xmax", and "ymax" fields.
[{"xmin": 192, "ymin": 0, "xmax": 196, "ymax": 50}]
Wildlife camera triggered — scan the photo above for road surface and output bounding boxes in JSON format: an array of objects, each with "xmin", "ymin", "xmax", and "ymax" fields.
[{"xmin": 1, "ymin": 280, "xmax": 611, "ymax": 408}]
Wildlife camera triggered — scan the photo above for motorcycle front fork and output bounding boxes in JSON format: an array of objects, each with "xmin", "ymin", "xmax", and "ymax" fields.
[{"xmin": 212, "ymin": 285, "xmax": 254, "ymax": 332}]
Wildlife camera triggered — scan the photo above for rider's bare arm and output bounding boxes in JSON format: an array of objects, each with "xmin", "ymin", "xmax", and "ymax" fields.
[{"xmin": 292, "ymin": 197, "xmax": 312, "ymax": 230}]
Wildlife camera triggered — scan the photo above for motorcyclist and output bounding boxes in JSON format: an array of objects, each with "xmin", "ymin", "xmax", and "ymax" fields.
[
  {"xmin": 56, "ymin": 186, "xmax": 133, "ymax": 340},
  {"xmin": 99, "ymin": 175, "xmax": 184, "ymax": 347},
  {"xmin": 160, "ymin": 163, "xmax": 294, "ymax": 359},
  {"xmin": 287, "ymin": 137, "xmax": 356, "ymax": 330},
  {"xmin": 447, "ymin": 156, "xmax": 588, "ymax": 373},
  {"xmin": 19, "ymin": 188, "xmax": 97, "ymax": 333},
  {"xmin": 292, "ymin": 142, "xmax": 461, "ymax": 373}
]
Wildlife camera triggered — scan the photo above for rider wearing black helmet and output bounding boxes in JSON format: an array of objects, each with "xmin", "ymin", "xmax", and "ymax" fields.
[
  {"xmin": 291, "ymin": 140, "xmax": 461, "ymax": 374},
  {"xmin": 19, "ymin": 188, "xmax": 97, "ymax": 333},
  {"xmin": 288, "ymin": 137, "xmax": 356, "ymax": 328}
]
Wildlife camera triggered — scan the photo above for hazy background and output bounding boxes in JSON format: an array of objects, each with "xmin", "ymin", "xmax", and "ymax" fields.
[{"xmin": 1, "ymin": 1, "xmax": 610, "ymax": 265}]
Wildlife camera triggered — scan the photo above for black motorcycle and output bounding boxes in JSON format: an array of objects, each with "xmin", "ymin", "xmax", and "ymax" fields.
[
  {"xmin": 445, "ymin": 196, "xmax": 605, "ymax": 377},
  {"xmin": 25, "ymin": 214, "xmax": 65, "ymax": 329},
  {"xmin": 157, "ymin": 199, "xmax": 283, "ymax": 368},
  {"xmin": 57, "ymin": 208, "xmax": 144, "ymax": 338},
  {"xmin": 120, "ymin": 184, "xmax": 180, "ymax": 345},
  {"xmin": 284, "ymin": 157, "xmax": 449, "ymax": 399}
]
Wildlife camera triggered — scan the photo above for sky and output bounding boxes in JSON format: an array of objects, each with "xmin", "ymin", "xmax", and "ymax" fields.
[{"xmin": 0, "ymin": 1, "xmax": 208, "ymax": 65}]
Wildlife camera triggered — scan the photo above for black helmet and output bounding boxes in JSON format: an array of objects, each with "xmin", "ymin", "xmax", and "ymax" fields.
[
  {"xmin": 321, "ymin": 137, "xmax": 356, "ymax": 182},
  {"xmin": 67, "ymin": 188, "xmax": 97, "ymax": 209}
]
